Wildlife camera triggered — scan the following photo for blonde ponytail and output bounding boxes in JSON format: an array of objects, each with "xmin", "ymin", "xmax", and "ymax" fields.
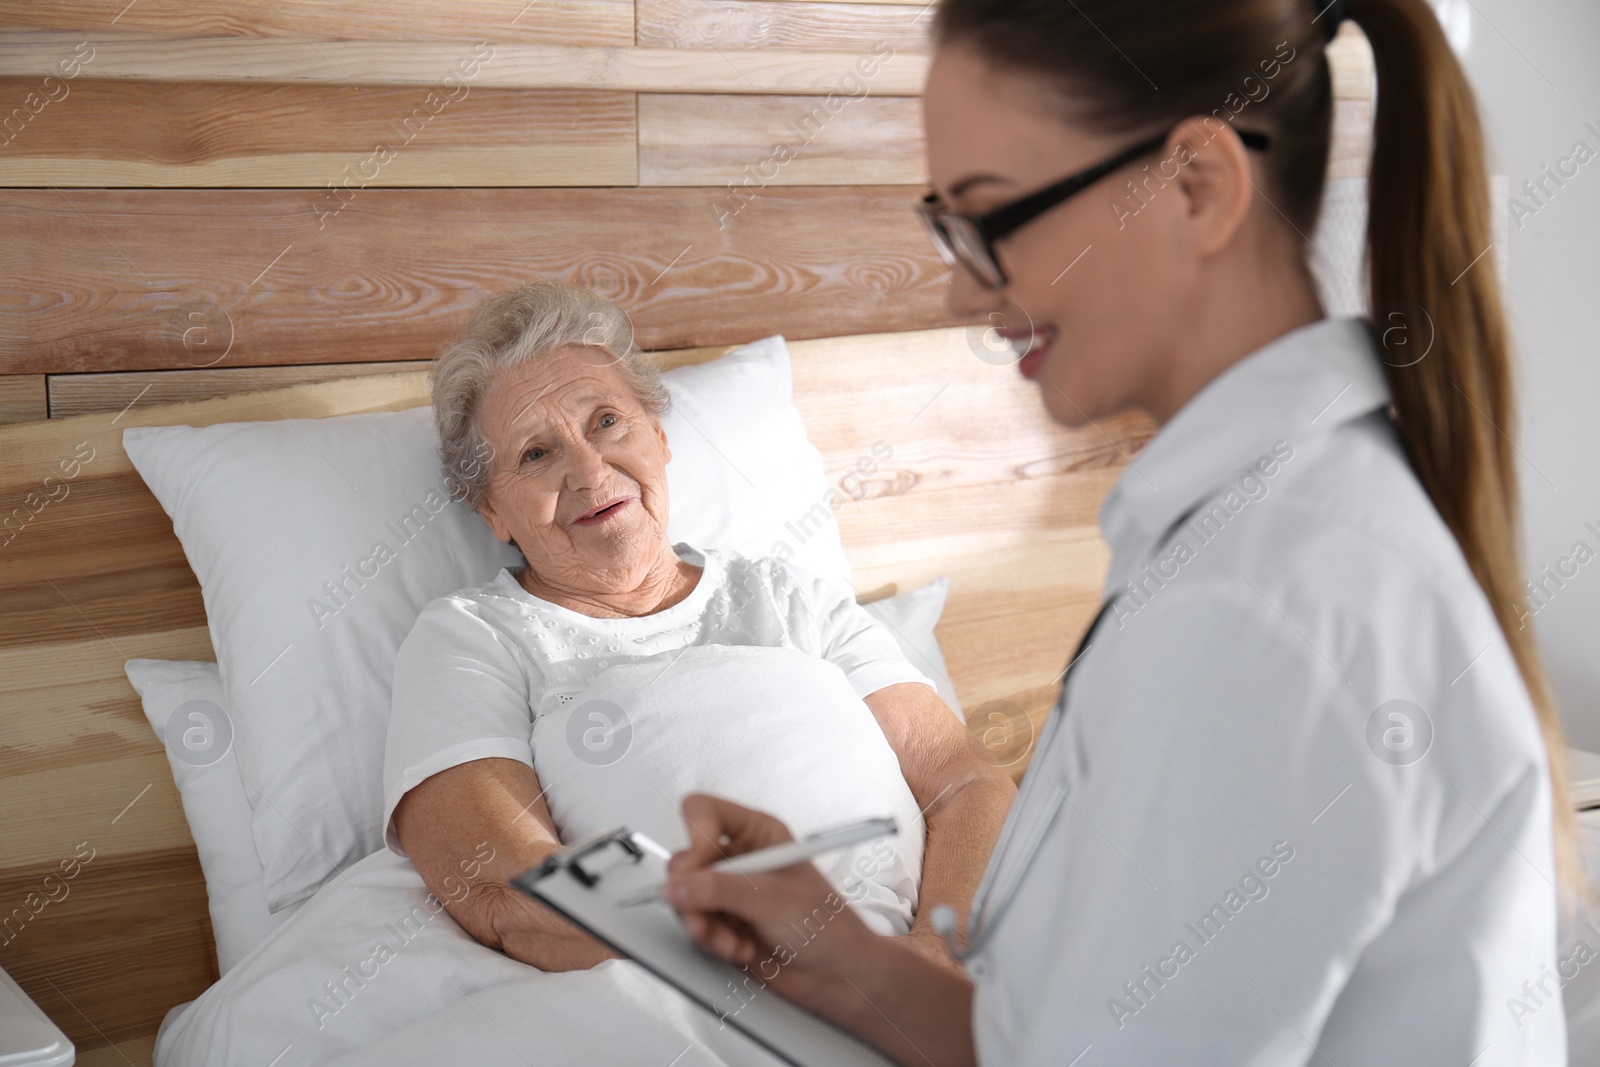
[{"xmin": 1348, "ymin": 0, "xmax": 1583, "ymax": 907}]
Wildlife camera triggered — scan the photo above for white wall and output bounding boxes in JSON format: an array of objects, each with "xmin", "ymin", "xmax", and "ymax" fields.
[{"xmin": 1445, "ymin": 0, "xmax": 1600, "ymax": 748}]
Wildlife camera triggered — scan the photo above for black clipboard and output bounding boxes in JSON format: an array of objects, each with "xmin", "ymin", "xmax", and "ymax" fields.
[{"xmin": 510, "ymin": 828, "xmax": 896, "ymax": 1067}]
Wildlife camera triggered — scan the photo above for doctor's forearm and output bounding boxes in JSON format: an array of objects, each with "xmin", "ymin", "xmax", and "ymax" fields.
[{"xmin": 806, "ymin": 932, "xmax": 977, "ymax": 1067}]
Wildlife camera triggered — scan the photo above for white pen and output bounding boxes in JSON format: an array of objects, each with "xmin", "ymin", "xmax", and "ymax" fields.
[{"xmin": 617, "ymin": 816, "xmax": 898, "ymax": 907}]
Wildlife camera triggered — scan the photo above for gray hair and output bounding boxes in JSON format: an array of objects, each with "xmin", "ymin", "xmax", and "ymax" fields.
[{"xmin": 431, "ymin": 282, "xmax": 671, "ymax": 509}]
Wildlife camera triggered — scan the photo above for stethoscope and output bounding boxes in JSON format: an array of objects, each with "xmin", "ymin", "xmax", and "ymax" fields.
[{"xmin": 930, "ymin": 597, "xmax": 1113, "ymax": 963}]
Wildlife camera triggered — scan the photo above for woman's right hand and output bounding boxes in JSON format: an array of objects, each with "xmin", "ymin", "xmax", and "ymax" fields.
[
  {"xmin": 483, "ymin": 883, "xmax": 623, "ymax": 972},
  {"xmin": 666, "ymin": 793, "xmax": 979, "ymax": 1067},
  {"xmin": 663, "ymin": 793, "xmax": 879, "ymax": 1007},
  {"xmin": 394, "ymin": 757, "xmax": 626, "ymax": 973}
]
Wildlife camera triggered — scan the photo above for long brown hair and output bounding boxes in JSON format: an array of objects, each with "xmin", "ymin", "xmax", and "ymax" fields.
[{"xmin": 934, "ymin": 0, "xmax": 1582, "ymax": 902}]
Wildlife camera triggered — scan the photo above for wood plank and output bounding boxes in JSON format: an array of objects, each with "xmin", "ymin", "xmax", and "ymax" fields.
[
  {"xmin": 0, "ymin": 755, "xmax": 192, "ymax": 867},
  {"xmin": 855, "ymin": 527, "xmax": 1110, "ymax": 701},
  {"xmin": 0, "ymin": 32, "xmax": 930, "ymax": 95},
  {"xmin": 0, "ymin": 373, "xmax": 430, "ymax": 486},
  {"xmin": 785, "ymin": 327, "xmax": 1150, "ymax": 484},
  {"xmin": 637, "ymin": 0, "xmax": 932, "ymax": 53},
  {"xmin": 1290, "ymin": 28, "xmax": 1378, "ymax": 184},
  {"xmin": 0, "ymin": 80, "xmax": 636, "ymax": 188},
  {"xmin": 0, "ymin": 464, "xmax": 216, "ymax": 591},
  {"xmin": 0, "ymin": 186, "xmax": 965, "ymax": 374},
  {"xmin": 47, "ymin": 349, "xmax": 734, "ymax": 417},
  {"xmin": 74, "ymin": 1035, "xmax": 156, "ymax": 1067},
  {"xmin": 50, "ymin": 362, "xmax": 431, "ymax": 417},
  {"xmin": 0, "ymin": 23, "xmax": 1367, "ymax": 98},
  {"xmin": 1329, "ymin": 21, "xmax": 1374, "ymax": 101},
  {"xmin": 0, "ymin": 849, "xmax": 216, "ymax": 1057},
  {"xmin": 639, "ymin": 92, "xmax": 925, "ymax": 185},
  {"xmin": 0, "ymin": 628, "xmax": 213, "ymax": 770},
  {"xmin": 0, "ymin": 71, "xmax": 1368, "ymax": 193},
  {"xmin": 836, "ymin": 472, "xmax": 1116, "ymax": 551},
  {"xmin": 0, "ymin": 145, "xmax": 635, "ymax": 190},
  {"xmin": 0, "ymin": 374, "xmax": 45, "ymax": 422},
  {"xmin": 0, "ymin": 0, "xmax": 633, "ymax": 46},
  {"xmin": 1329, "ymin": 98, "xmax": 1372, "ymax": 181}
]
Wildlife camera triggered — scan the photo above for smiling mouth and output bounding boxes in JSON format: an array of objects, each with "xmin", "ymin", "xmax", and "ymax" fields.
[
  {"xmin": 996, "ymin": 325, "xmax": 1057, "ymax": 356},
  {"xmin": 569, "ymin": 496, "xmax": 632, "ymax": 526},
  {"xmin": 995, "ymin": 325, "xmax": 1058, "ymax": 380}
]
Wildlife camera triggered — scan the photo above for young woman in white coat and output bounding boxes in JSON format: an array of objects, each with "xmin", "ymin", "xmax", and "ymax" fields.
[{"xmin": 659, "ymin": 0, "xmax": 1582, "ymax": 1063}]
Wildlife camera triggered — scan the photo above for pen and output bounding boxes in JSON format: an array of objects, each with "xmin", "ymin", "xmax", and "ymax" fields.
[{"xmin": 617, "ymin": 815, "xmax": 898, "ymax": 907}]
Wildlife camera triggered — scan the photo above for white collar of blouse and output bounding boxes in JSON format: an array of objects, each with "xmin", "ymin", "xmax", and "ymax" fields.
[{"xmin": 1098, "ymin": 315, "xmax": 1391, "ymax": 596}]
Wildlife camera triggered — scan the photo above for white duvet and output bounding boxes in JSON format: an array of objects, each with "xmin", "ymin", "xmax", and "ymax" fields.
[{"xmin": 158, "ymin": 645, "xmax": 926, "ymax": 1067}]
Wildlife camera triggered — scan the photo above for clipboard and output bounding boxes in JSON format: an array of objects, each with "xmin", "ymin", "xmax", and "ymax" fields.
[{"xmin": 510, "ymin": 828, "xmax": 897, "ymax": 1067}]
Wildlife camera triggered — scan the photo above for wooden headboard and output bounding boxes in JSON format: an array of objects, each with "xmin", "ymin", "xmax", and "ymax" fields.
[
  {"xmin": 0, "ymin": 1, "xmax": 1376, "ymax": 1058},
  {"xmin": 0, "ymin": 325, "xmax": 1148, "ymax": 1064}
]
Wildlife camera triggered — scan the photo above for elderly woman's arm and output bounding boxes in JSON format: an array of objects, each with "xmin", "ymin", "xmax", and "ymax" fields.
[
  {"xmin": 862, "ymin": 682, "xmax": 1016, "ymax": 966},
  {"xmin": 393, "ymin": 757, "xmax": 621, "ymax": 971}
]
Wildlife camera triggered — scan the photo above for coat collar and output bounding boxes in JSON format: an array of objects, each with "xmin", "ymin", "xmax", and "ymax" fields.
[{"xmin": 1098, "ymin": 316, "xmax": 1392, "ymax": 597}]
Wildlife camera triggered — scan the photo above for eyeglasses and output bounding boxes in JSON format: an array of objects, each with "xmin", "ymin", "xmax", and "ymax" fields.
[{"xmin": 915, "ymin": 125, "xmax": 1271, "ymax": 290}]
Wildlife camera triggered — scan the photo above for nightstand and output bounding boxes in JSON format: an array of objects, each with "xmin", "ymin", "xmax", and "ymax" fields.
[{"xmin": 0, "ymin": 966, "xmax": 73, "ymax": 1067}]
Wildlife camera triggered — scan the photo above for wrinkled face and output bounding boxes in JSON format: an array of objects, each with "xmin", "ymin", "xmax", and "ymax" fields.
[
  {"xmin": 474, "ymin": 345, "xmax": 674, "ymax": 594},
  {"xmin": 922, "ymin": 42, "xmax": 1200, "ymax": 426}
]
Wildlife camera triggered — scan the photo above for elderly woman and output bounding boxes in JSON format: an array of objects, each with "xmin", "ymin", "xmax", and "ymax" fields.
[{"xmin": 382, "ymin": 281, "xmax": 1015, "ymax": 974}]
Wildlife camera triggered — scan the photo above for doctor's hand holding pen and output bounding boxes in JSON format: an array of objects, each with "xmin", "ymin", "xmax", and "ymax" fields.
[{"xmin": 664, "ymin": 793, "xmax": 978, "ymax": 1067}]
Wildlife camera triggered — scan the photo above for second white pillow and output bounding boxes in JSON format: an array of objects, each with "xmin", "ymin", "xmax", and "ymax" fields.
[{"xmin": 123, "ymin": 659, "xmax": 298, "ymax": 972}]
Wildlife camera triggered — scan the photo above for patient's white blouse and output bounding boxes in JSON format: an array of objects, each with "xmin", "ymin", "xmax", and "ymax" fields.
[
  {"xmin": 967, "ymin": 318, "xmax": 1564, "ymax": 1065},
  {"xmin": 382, "ymin": 544, "xmax": 931, "ymax": 854}
]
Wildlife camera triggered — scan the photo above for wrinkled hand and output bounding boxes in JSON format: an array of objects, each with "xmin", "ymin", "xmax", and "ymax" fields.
[
  {"xmin": 664, "ymin": 793, "xmax": 877, "ymax": 1005},
  {"xmin": 483, "ymin": 883, "xmax": 623, "ymax": 972}
]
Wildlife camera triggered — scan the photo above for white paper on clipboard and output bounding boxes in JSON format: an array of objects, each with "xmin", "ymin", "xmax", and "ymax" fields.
[{"xmin": 510, "ymin": 828, "xmax": 897, "ymax": 1067}]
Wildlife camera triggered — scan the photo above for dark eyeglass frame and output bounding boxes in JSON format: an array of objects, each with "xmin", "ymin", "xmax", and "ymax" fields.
[{"xmin": 916, "ymin": 125, "xmax": 1271, "ymax": 290}]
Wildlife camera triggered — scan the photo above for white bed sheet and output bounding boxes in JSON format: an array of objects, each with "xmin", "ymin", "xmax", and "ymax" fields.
[{"xmin": 156, "ymin": 848, "xmax": 788, "ymax": 1067}]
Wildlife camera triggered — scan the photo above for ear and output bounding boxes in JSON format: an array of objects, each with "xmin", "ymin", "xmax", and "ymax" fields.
[
  {"xmin": 474, "ymin": 491, "xmax": 515, "ymax": 544},
  {"xmin": 1168, "ymin": 117, "xmax": 1256, "ymax": 259}
]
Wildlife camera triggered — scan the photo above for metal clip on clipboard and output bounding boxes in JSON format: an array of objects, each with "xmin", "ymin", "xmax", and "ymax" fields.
[
  {"xmin": 532, "ymin": 827, "xmax": 653, "ymax": 887},
  {"xmin": 510, "ymin": 827, "xmax": 896, "ymax": 1067}
]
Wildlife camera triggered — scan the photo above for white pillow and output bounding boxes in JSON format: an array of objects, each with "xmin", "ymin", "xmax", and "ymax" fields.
[
  {"xmin": 122, "ymin": 658, "xmax": 298, "ymax": 971},
  {"xmin": 124, "ymin": 336, "xmax": 850, "ymax": 911},
  {"xmin": 661, "ymin": 336, "xmax": 851, "ymax": 582},
  {"xmin": 863, "ymin": 577, "xmax": 962, "ymax": 720},
  {"xmin": 533, "ymin": 643, "xmax": 925, "ymax": 936}
]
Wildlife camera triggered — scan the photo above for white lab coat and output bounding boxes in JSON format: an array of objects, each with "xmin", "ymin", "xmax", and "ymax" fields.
[{"xmin": 965, "ymin": 317, "xmax": 1565, "ymax": 1065}]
